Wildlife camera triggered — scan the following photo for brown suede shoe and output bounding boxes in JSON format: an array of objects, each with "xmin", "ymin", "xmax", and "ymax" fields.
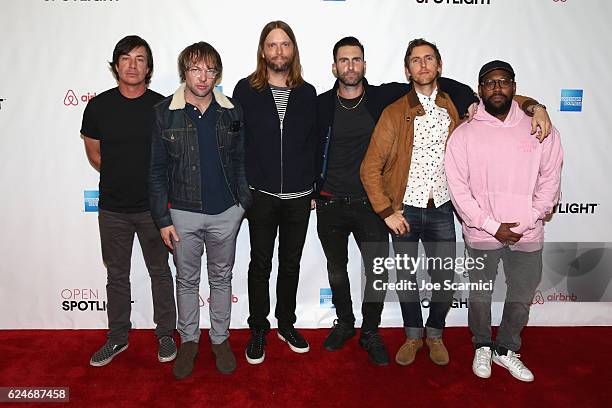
[
  {"xmin": 173, "ymin": 341, "xmax": 199, "ymax": 380},
  {"xmin": 426, "ymin": 337, "xmax": 449, "ymax": 365},
  {"xmin": 211, "ymin": 339, "xmax": 237, "ymax": 375},
  {"xmin": 395, "ymin": 338, "xmax": 423, "ymax": 366}
]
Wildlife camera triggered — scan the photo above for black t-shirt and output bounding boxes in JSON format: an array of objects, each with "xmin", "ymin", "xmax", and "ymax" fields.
[
  {"xmin": 322, "ymin": 92, "xmax": 376, "ymax": 197},
  {"xmin": 81, "ymin": 87, "xmax": 164, "ymax": 213}
]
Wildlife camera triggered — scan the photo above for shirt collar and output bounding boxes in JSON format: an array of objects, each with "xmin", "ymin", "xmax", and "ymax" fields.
[{"xmin": 416, "ymin": 87, "xmax": 438, "ymax": 108}]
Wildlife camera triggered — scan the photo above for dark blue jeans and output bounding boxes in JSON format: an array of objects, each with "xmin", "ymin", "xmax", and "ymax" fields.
[{"xmin": 391, "ymin": 201, "xmax": 456, "ymax": 339}]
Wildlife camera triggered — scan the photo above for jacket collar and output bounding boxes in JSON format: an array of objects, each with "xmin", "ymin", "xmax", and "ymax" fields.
[{"xmin": 169, "ymin": 83, "xmax": 234, "ymax": 111}]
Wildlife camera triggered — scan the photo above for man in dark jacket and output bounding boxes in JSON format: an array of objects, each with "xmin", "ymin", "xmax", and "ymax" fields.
[
  {"xmin": 233, "ymin": 21, "xmax": 317, "ymax": 364},
  {"xmin": 316, "ymin": 36, "xmax": 479, "ymax": 366},
  {"xmin": 150, "ymin": 42, "xmax": 251, "ymax": 379}
]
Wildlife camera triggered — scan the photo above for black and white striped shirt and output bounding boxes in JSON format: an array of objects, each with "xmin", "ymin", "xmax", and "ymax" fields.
[
  {"xmin": 255, "ymin": 85, "xmax": 312, "ymax": 200},
  {"xmin": 271, "ymin": 85, "xmax": 290, "ymax": 125}
]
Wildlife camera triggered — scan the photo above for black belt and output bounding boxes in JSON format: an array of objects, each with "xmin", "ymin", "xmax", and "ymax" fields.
[
  {"xmin": 427, "ymin": 198, "xmax": 435, "ymax": 208},
  {"xmin": 317, "ymin": 195, "xmax": 369, "ymax": 205}
]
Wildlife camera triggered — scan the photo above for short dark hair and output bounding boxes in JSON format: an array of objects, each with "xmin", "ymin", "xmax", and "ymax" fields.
[
  {"xmin": 404, "ymin": 38, "xmax": 442, "ymax": 68},
  {"xmin": 109, "ymin": 35, "xmax": 153, "ymax": 84},
  {"xmin": 178, "ymin": 41, "xmax": 223, "ymax": 83},
  {"xmin": 333, "ymin": 36, "xmax": 364, "ymax": 62}
]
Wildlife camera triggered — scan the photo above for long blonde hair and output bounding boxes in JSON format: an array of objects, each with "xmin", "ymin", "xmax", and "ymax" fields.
[{"xmin": 249, "ymin": 21, "xmax": 304, "ymax": 91}]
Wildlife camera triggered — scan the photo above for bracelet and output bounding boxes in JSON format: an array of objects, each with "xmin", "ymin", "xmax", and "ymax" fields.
[{"xmin": 532, "ymin": 103, "xmax": 547, "ymax": 113}]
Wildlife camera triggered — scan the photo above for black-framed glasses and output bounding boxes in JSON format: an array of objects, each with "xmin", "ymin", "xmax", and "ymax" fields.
[
  {"xmin": 480, "ymin": 78, "xmax": 514, "ymax": 90},
  {"xmin": 188, "ymin": 67, "xmax": 219, "ymax": 79}
]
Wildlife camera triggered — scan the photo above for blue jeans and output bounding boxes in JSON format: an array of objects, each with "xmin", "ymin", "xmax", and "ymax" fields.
[{"xmin": 391, "ymin": 201, "xmax": 456, "ymax": 339}]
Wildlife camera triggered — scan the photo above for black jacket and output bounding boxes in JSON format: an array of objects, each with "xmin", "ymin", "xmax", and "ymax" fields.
[
  {"xmin": 149, "ymin": 85, "xmax": 251, "ymax": 229},
  {"xmin": 316, "ymin": 77, "xmax": 478, "ymax": 192},
  {"xmin": 233, "ymin": 77, "xmax": 318, "ymax": 195}
]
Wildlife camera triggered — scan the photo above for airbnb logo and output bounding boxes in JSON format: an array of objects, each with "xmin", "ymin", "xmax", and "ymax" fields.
[
  {"xmin": 198, "ymin": 294, "xmax": 239, "ymax": 308},
  {"xmin": 64, "ymin": 90, "xmax": 78, "ymax": 106},
  {"xmin": 64, "ymin": 89, "xmax": 97, "ymax": 107},
  {"xmin": 532, "ymin": 290, "xmax": 545, "ymax": 305}
]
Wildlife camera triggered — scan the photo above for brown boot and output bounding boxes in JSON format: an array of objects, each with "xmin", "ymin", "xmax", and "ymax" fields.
[
  {"xmin": 426, "ymin": 337, "xmax": 449, "ymax": 365},
  {"xmin": 173, "ymin": 341, "xmax": 199, "ymax": 380},
  {"xmin": 211, "ymin": 339, "xmax": 237, "ymax": 375},
  {"xmin": 395, "ymin": 338, "xmax": 423, "ymax": 366}
]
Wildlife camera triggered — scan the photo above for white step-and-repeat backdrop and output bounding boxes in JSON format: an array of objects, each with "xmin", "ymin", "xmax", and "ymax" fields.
[{"xmin": 1, "ymin": 0, "xmax": 611, "ymax": 329}]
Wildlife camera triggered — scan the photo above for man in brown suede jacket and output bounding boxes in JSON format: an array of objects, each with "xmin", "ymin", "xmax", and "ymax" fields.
[{"xmin": 360, "ymin": 38, "xmax": 551, "ymax": 368}]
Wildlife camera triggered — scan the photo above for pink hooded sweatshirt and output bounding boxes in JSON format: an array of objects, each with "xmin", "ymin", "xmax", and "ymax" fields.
[{"xmin": 445, "ymin": 100, "xmax": 563, "ymax": 251}]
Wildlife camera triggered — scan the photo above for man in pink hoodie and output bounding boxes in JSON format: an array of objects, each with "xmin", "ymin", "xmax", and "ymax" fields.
[{"xmin": 445, "ymin": 60, "xmax": 563, "ymax": 382}]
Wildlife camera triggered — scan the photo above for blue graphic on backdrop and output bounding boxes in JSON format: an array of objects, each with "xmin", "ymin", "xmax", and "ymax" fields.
[
  {"xmin": 84, "ymin": 190, "xmax": 99, "ymax": 212},
  {"xmin": 320, "ymin": 288, "xmax": 335, "ymax": 308},
  {"xmin": 560, "ymin": 89, "xmax": 583, "ymax": 112}
]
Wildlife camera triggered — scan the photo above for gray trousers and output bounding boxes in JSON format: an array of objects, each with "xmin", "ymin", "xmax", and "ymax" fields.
[
  {"xmin": 170, "ymin": 205, "xmax": 244, "ymax": 344},
  {"xmin": 466, "ymin": 245, "xmax": 543, "ymax": 352},
  {"xmin": 99, "ymin": 209, "xmax": 176, "ymax": 344}
]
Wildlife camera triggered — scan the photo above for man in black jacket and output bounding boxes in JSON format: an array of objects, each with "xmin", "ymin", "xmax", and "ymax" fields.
[
  {"xmin": 315, "ymin": 36, "xmax": 479, "ymax": 366},
  {"xmin": 150, "ymin": 42, "xmax": 251, "ymax": 379},
  {"xmin": 233, "ymin": 21, "xmax": 318, "ymax": 364}
]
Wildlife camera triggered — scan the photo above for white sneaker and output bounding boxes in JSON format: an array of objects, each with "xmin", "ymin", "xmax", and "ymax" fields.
[
  {"xmin": 472, "ymin": 346, "xmax": 492, "ymax": 378},
  {"xmin": 493, "ymin": 350, "xmax": 534, "ymax": 382}
]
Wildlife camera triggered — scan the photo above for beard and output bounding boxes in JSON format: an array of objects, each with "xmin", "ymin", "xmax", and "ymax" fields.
[
  {"xmin": 185, "ymin": 81, "xmax": 212, "ymax": 99},
  {"xmin": 483, "ymin": 93, "xmax": 513, "ymax": 117},
  {"xmin": 337, "ymin": 70, "xmax": 364, "ymax": 87},
  {"xmin": 409, "ymin": 72, "xmax": 438, "ymax": 87},
  {"xmin": 265, "ymin": 55, "xmax": 291, "ymax": 72}
]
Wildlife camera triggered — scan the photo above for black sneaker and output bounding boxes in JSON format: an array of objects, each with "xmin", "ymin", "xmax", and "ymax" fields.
[
  {"xmin": 158, "ymin": 336, "xmax": 177, "ymax": 363},
  {"xmin": 359, "ymin": 331, "xmax": 389, "ymax": 366},
  {"xmin": 278, "ymin": 326, "xmax": 310, "ymax": 353},
  {"xmin": 323, "ymin": 320, "xmax": 356, "ymax": 352},
  {"xmin": 245, "ymin": 328, "xmax": 267, "ymax": 364},
  {"xmin": 90, "ymin": 341, "xmax": 128, "ymax": 367}
]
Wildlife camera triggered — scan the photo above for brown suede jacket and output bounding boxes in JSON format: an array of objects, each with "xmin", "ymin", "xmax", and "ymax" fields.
[{"xmin": 360, "ymin": 87, "xmax": 533, "ymax": 219}]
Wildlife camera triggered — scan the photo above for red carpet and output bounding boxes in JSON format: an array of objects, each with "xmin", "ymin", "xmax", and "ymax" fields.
[{"xmin": 1, "ymin": 327, "xmax": 610, "ymax": 407}]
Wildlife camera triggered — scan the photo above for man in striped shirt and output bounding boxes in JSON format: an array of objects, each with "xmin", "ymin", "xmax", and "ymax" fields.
[{"xmin": 233, "ymin": 21, "xmax": 318, "ymax": 365}]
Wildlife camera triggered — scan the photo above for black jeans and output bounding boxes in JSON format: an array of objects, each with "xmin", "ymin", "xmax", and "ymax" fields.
[
  {"xmin": 98, "ymin": 209, "xmax": 176, "ymax": 344},
  {"xmin": 316, "ymin": 197, "xmax": 389, "ymax": 332},
  {"xmin": 391, "ymin": 201, "xmax": 456, "ymax": 338},
  {"xmin": 246, "ymin": 192, "xmax": 311, "ymax": 330}
]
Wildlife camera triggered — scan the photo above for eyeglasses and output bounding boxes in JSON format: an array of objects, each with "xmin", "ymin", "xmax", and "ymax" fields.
[
  {"xmin": 188, "ymin": 67, "xmax": 219, "ymax": 79},
  {"xmin": 480, "ymin": 78, "xmax": 514, "ymax": 90}
]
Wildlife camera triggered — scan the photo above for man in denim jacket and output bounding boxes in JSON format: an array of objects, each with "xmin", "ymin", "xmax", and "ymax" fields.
[{"xmin": 150, "ymin": 42, "xmax": 251, "ymax": 380}]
